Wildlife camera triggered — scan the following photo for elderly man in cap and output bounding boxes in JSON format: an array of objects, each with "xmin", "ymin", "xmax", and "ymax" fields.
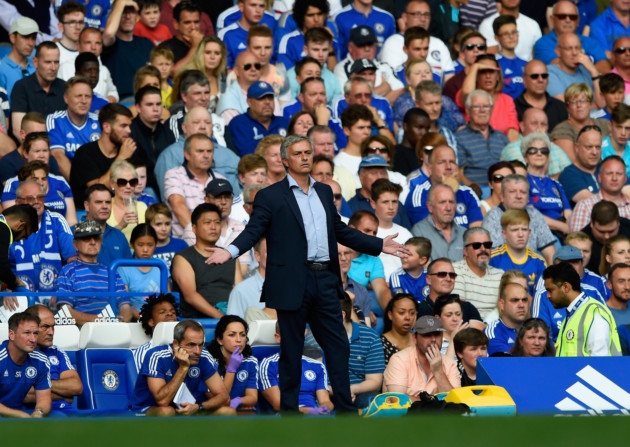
[
  {"xmin": 55, "ymin": 220, "xmax": 132, "ymax": 326},
  {"xmin": 532, "ymin": 244, "xmax": 609, "ymax": 342},
  {"xmin": 204, "ymin": 178, "xmax": 251, "ymax": 274},
  {"xmin": 383, "ymin": 315, "xmax": 460, "ymax": 400},
  {"xmin": 348, "ymin": 155, "xmax": 411, "ymax": 230},
  {"xmin": 226, "ymin": 81, "xmax": 289, "ymax": 157}
]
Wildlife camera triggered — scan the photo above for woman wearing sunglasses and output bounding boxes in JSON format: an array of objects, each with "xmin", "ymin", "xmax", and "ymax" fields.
[
  {"xmin": 457, "ymin": 54, "xmax": 519, "ymax": 141},
  {"xmin": 523, "ymin": 132, "xmax": 572, "ymax": 240},
  {"xmin": 550, "ymin": 83, "xmax": 610, "ymax": 164},
  {"xmin": 359, "ymin": 135, "xmax": 409, "ymax": 203},
  {"xmin": 106, "ymin": 160, "xmax": 146, "ymax": 242},
  {"xmin": 480, "ymin": 161, "xmax": 515, "ymax": 216}
]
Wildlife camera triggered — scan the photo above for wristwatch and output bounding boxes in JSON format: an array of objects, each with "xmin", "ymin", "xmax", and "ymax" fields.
[
  {"xmin": 34, "ymin": 408, "xmax": 45, "ymax": 416},
  {"xmin": 198, "ymin": 403, "xmax": 205, "ymax": 412}
]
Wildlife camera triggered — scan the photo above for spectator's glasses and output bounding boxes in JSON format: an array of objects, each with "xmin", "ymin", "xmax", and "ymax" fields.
[
  {"xmin": 428, "ymin": 271, "xmax": 458, "ymax": 279},
  {"xmin": 526, "ymin": 73, "xmax": 549, "ymax": 80},
  {"xmin": 525, "ymin": 146, "xmax": 550, "ymax": 156},
  {"xmin": 491, "ymin": 174, "xmax": 505, "ymax": 183},
  {"xmin": 465, "ymin": 241, "xmax": 493, "ymax": 250},
  {"xmin": 576, "ymin": 124, "xmax": 602, "ymax": 138},
  {"xmin": 18, "ymin": 194, "xmax": 46, "ymax": 204},
  {"xmin": 463, "ymin": 43, "xmax": 487, "ymax": 51},
  {"xmin": 333, "ymin": 193, "xmax": 342, "ymax": 200},
  {"xmin": 366, "ymin": 146, "xmax": 388, "ymax": 155},
  {"xmin": 614, "ymin": 47, "xmax": 630, "ymax": 55},
  {"xmin": 567, "ymin": 99, "xmax": 590, "ymax": 106},
  {"xmin": 242, "ymin": 63, "xmax": 262, "ymax": 71},
  {"xmin": 553, "ymin": 14, "xmax": 578, "ymax": 21},
  {"xmin": 407, "ymin": 11, "xmax": 431, "ymax": 18},
  {"xmin": 116, "ymin": 178, "xmax": 139, "ymax": 187}
]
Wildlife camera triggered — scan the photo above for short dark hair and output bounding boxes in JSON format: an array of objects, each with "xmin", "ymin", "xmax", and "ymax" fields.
[
  {"xmin": 427, "ymin": 257, "xmax": 453, "ymax": 274},
  {"xmin": 57, "ymin": 1, "xmax": 86, "ymax": 21},
  {"xmin": 295, "ymin": 57, "xmax": 321, "ymax": 78},
  {"xmin": 312, "ymin": 154, "xmax": 334, "ymax": 171},
  {"xmin": 173, "ymin": 1, "xmax": 200, "ymax": 21},
  {"xmin": 98, "ymin": 103, "xmax": 132, "ymax": 127},
  {"xmin": 2, "ymin": 204, "xmax": 38, "ymax": 238},
  {"xmin": 611, "ymin": 103, "xmax": 630, "ymax": 125},
  {"xmin": 304, "ymin": 27, "xmax": 333, "ymax": 45},
  {"xmin": 341, "ymin": 104, "xmax": 373, "ymax": 129},
  {"xmin": 370, "ymin": 178, "xmax": 402, "ymax": 201},
  {"xmin": 487, "ymin": 161, "xmax": 515, "ymax": 183},
  {"xmin": 542, "ymin": 262, "xmax": 581, "ymax": 292},
  {"xmin": 600, "ymin": 72, "xmax": 625, "ymax": 94},
  {"xmin": 85, "ymin": 183, "xmax": 113, "ymax": 202},
  {"xmin": 18, "ymin": 160, "xmax": 49, "ymax": 182},
  {"xmin": 453, "ymin": 327, "xmax": 489, "ymax": 355},
  {"xmin": 135, "ymin": 85, "xmax": 162, "ymax": 105},
  {"xmin": 35, "ymin": 41, "xmax": 59, "ymax": 58},
  {"xmin": 591, "ymin": 200, "xmax": 620, "ymax": 226},
  {"xmin": 173, "ymin": 320, "xmax": 204, "ymax": 342},
  {"xmin": 8, "ymin": 311, "xmax": 40, "ymax": 332},
  {"xmin": 74, "ymin": 52, "xmax": 99, "ymax": 74},
  {"xmin": 136, "ymin": 0, "xmax": 162, "ymax": 11},
  {"xmin": 403, "ymin": 107, "xmax": 429, "ymax": 125},
  {"xmin": 348, "ymin": 210, "xmax": 378, "ymax": 228},
  {"xmin": 404, "ymin": 26, "xmax": 430, "ymax": 47},
  {"xmin": 339, "ymin": 291, "xmax": 353, "ymax": 323},
  {"xmin": 609, "ymin": 262, "xmax": 630, "ymax": 281},
  {"xmin": 190, "ymin": 203, "xmax": 222, "ymax": 226},
  {"xmin": 492, "ymin": 14, "xmax": 516, "ymax": 36},
  {"xmin": 139, "ymin": 293, "xmax": 179, "ymax": 336}
]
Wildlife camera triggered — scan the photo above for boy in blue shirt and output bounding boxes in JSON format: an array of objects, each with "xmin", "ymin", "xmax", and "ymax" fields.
[
  {"xmin": 493, "ymin": 15, "xmax": 526, "ymax": 100},
  {"xmin": 389, "ymin": 236, "xmax": 431, "ymax": 302},
  {"xmin": 490, "ymin": 209, "xmax": 547, "ymax": 296}
]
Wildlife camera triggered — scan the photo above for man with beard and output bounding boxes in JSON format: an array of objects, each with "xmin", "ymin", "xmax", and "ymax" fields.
[
  {"xmin": 69, "ymin": 103, "xmax": 136, "ymax": 209},
  {"xmin": 452, "ymin": 227, "xmax": 504, "ymax": 320},
  {"xmin": 606, "ymin": 263, "xmax": 630, "ymax": 327}
]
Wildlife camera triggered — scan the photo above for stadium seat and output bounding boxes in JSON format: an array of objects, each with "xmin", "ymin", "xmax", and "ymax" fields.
[
  {"xmin": 194, "ymin": 318, "xmax": 219, "ymax": 341},
  {"xmin": 248, "ymin": 320, "xmax": 278, "ymax": 346},
  {"xmin": 0, "ymin": 323, "xmax": 7, "ymax": 342},
  {"xmin": 53, "ymin": 324, "xmax": 81, "ymax": 351},
  {"xmin": 79, "ymin": 322, "xmax": 132, "ymax": 349},
  {"xmin": 129, "ymin": 323, "xmax": 150, "ymax": 348},
  {"xmin": 151, "ymin": 321, "xmax": 178, "ymax": 347},
  {"xmin": 76, "ymin": 348, "xmax": 137, "ymax": 410}
]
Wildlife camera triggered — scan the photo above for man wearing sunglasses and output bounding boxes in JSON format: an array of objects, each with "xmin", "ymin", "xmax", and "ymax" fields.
[
  {"xmin": 453, "ymin": 227, "xmax": 505, "ymax": 319},
  {"xmin": 513, "ymin": 60, "xmax": 568, "ymax": 132},
  {"xmin": 611, "ymin": 37, "xmax": 630, "ymax": 97},
  {"xmin": 444, "ymin": 32, "xmax": 487, "ymax": 102},
  {"xmin": 532, "ymin": 1, "xmax": 609, "ymax": 74}
]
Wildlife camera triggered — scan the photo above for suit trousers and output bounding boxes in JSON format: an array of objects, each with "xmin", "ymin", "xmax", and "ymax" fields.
[{"xmin": 276, "ymin": 267, "xmax": 354, "ymax": 413}]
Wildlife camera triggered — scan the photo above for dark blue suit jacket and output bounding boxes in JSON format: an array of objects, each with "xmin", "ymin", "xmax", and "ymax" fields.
[{"xmin": 231, "ymin": 177, "xmax": 383, "ymax": 311}]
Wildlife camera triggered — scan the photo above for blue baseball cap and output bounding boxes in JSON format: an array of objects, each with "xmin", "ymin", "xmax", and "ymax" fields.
[
  {"xmin": 359, "ymin": 155, "xmax": 389, "ymax": 171},
  {"xmin": 247, "ymin": 81, "xmax": 275, "ymax": 99},
  {"xmin": 553, "ymin": 245, "xmax": 583, "ymax": 262}
]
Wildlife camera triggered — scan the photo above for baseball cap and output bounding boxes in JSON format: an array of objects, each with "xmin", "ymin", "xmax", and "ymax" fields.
[
  {"xmin": 349, "ymin": 58, "xmax": 377, "ymax": 76},
  {"xmin": 74, "ymin": 220, "xmax": 102, "ymax": 239},
  {"xmin": 359, "ymin": 155, "xmax": 389, "ymax": 170},
  {"xmin": 205, "ymin": 178, "xmax": 233, "ymax": 197},
  {"xmin": 553, "ymin": 245, "xmax": 583, "ymax": 263},
  {"xmin": 413, "ymin": 315, "xmax": 445, "ymax": 335},
  {"xmin": 350, "ymin": 26, "xmax": 377, "ymax": 46},
  {"xmin": 10, "ymin": 17, "xmax": 39, "ymax": 36},
  {"xmin": 247, "ymin": 81, "xmax": 275, "ymax": 99}
]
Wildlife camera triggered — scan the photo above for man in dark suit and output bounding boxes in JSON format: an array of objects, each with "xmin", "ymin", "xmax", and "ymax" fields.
[{"xmin": 207, "ymin": 134, "xmax": 408, "ymax": 413}]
